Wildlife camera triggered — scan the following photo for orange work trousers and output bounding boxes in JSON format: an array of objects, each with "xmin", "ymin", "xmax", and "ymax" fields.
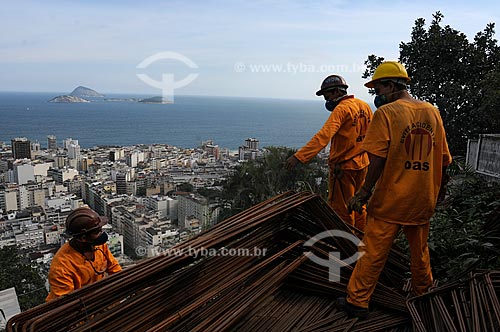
[
  {"xmin": 346, "ymin": 216, "xmax": 433, "ymax": 308},
  {"xmin": 328, "ymin": 167, "xmax": 367, "ymax": 232}
]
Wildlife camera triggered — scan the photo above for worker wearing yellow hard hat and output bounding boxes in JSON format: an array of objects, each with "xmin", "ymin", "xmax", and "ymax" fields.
[
  {"xmin": 365, "ymin": 61, "xmax": 411, "ymax": 86},
  {"xmin": 336, "ymin": 61, "xmax": 452, "ymax": 319}
]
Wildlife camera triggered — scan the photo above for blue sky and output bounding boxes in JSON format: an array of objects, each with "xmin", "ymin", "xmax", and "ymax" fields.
[{"xmin": 1, "ymin": 0, "xmax": 500, "ymax": 101}]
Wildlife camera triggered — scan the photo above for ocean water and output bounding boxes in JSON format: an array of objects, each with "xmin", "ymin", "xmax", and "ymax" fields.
[{"xmin": 0, "ymin": 92, "xmax": 327, "ymax": 150}]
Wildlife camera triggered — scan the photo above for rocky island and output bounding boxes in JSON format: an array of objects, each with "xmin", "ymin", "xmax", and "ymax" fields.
[
  {"xmin": 48, "ymin": 86, "xmax": 102, "ymax": 103},
  {"xmin": 70, "ymin": 86, "xmax": 104, "ymax": 98},
  {"xmin": 48, "ymin": 95, "xmax": 91, "ymax": 103},
  {"xmin": 48, "ymin": 86, "xmax": 172, "ymax": 104}
]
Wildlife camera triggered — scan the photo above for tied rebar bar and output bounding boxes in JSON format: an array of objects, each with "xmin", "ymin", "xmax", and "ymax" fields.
[
  {"xmin": 407, "ymin": 271, "xmax": 500, "ymax": 332},
  {"xmin": 7, "ymin": 191, "xmax": 428, "ymax": 332}
]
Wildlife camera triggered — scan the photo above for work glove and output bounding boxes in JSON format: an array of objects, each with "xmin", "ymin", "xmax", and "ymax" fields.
[
  {"xmin": 347, "ymin": 187, "xmax": 372, "ymax": 214},
  {"xmin": 437, "ymin": 184, "xmax": 447, "ymax": 204},
  {"xmin": 285, "ymin": 155, "xmax": 300, "ymax": 171},
  {"xmin": 437, "ymin": 174, "xmax": 451, "ymax": 205}
]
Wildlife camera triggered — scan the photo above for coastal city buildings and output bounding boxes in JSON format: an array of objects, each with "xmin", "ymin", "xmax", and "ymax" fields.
[
  {"xmin": 0, "ymin": 137, "xmax": 257, "ymax": 265},
  {"xmin": 238, "ymin": 137, "xmax": 262, "ymax": 161}
]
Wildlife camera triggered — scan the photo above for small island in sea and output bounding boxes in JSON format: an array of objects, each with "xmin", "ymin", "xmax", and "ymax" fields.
[{"xmin": 48, "ymin": 86, "xmax": 172, "ymax": 104}]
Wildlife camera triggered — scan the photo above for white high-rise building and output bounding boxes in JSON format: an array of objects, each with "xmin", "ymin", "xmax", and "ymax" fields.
[
  {"xmin": 126, "ymin": 151, "xmax": 145, "ymax": 168},
  {"xmin": 143, "ymin": 196, "xmax": 178, "ymax": 220},
  {"xmin": 0, "ymin": 189, "xmax": 18, "ymax": 212},
  {"xmin": 31, "ymin": 141, "xmax": 41, "ymax": 159},
  {"xmin": 14, "ymin": 163, "xmax": 35, "ymax": 185},
  {"xmin": 177, "ymin": 193, "xmax": 209, "ymax": 230},
  {"xmin": 245, "ymin": 138, "xmax": 259, "ymax": 150},
  {"xmin": 63, "ymin": 138, "xmax": 79, "ymax": 150},
  {"xmin": 33, "ymin": 162, "xmax": 53, "ymax": 177},
  {"xmin": 67, "ymin": 143, "xmax": 81, "ymax": 160},
  {"xmin": 18, "ymin": 186, "xmax": 30, "ymax": 210}
]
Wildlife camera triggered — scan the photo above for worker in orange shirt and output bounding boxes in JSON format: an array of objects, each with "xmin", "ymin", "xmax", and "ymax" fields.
[
  {"xmin": 46, "ymin": 207, "xmax": 122, "ymax": 301},
  {"xmin": 337, "ymin": 61, "xmax": 452, "ymax": 318},
  {"xmin": 285, "ymin": 74, "xmax": 373, "ymax": 231}
]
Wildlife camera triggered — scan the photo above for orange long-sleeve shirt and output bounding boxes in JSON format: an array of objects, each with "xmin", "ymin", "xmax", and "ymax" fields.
[
  {"xmin": 294, "ymin": 96, "xmax": 373, "ymax": 170},
  {"xmin": 46, "ymin": 242, "xmax": 122, "ymax": 301},
  {"xmin": 362, "ymin": 99, "xmax": 452, "ymax": 224}
]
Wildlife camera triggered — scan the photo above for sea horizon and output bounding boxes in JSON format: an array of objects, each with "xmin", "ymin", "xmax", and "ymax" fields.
[
  {"xmin": 0, "ymin": 90, "xmax": 319, "ymax": 102},
  {"xmin": 0, "ymin": 91, "xmax": 329, "ymax": 151}
]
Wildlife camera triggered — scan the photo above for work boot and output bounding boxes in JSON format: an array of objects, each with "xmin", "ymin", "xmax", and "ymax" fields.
[{"xmin": 336, "ymin": 297, "xmax": 369, "ymax": 319}]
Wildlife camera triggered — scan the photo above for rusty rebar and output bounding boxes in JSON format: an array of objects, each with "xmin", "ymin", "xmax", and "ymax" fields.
[{"xmin": 6, "ymin": 191, "xmax": 436, "ymax": 332}]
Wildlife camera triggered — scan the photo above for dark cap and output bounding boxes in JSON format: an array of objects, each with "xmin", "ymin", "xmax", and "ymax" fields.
[
  {"xmin": 65, "ymin": 207, "xmax": 108, "ymax": 237},
  {"xmin": 316, "ymin": 75, "xmax": 349, "ymax": 96}
]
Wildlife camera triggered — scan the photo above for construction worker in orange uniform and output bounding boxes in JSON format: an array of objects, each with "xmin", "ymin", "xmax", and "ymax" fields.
[
  {"xmin": 337, "ymin": 61, "xmax": 452, "ymax": 319},
  {"xmin": 46, "ymin": 207, "xmax": 122, "ymax": 301},
  {"xmin": 285, "ymin": 75, "xmax": 373, "ymax": 231}
]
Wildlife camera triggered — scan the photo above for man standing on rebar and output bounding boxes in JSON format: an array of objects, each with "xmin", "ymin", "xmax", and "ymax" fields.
[
  {"xmin": 338, "ymin": 61, "xmax": 452, "ymax": 319},
  {"xmin": 285, "ymin": 74, "xmax": 373, "ymax": 232}
]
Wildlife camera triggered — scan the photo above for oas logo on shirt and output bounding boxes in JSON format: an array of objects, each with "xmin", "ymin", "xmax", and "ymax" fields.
[{"xmin": 403, "ymin": 127, "xmax": 434, "ymax": 171}]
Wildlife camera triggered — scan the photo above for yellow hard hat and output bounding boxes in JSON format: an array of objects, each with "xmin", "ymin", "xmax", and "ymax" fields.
[{"xmin": 365, "ymin": 61, "xmax": 410, "ymax": 88}]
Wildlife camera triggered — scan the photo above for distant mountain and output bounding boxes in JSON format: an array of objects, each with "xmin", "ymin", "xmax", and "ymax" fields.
[
  {"xmin": 138, "ymin": 96, "xmax": 172, "ymax": 104},
  {"xmin": 70, "ymin": 86, "xmax": 104, "ymax": 98},
  {"xmin": 48, "ymin": 95, "xmax": 91, "ymax": 103}
]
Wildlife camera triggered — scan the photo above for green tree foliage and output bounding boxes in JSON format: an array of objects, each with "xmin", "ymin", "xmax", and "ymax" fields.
[
  {"xmin": 0, "ymin": 246, "xmax": 47, "ymax": 311},
  {"xmin": 428, "ymin": 168, "xmax": 500, "ymax": 282},
  {"xmin": 177, "ymin": 182, "xmax": 194, "ymax": 193},
  {"xmin": 196, "ymin": 187, "xmax": 222, "ymax": 202},
  {"xmin": 364, "ymin": 11, "xmax": 500, "ymax": 155},
  {"xmin": 217, "ymin": 146, "xmax": 328, "ymax": 219}
]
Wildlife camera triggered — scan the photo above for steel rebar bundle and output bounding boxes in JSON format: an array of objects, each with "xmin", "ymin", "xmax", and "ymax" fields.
[
  {"xmin": 407, "ymin": 271, "xmax": 500, "ymax": 332},
  {"xmin": 7, "ymin": 191, "xmax": 414, "ymax": 332}
]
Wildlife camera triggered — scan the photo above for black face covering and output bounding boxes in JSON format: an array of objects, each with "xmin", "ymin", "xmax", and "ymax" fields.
[
  {"xmin": 324, "ymin": 94, "xmax": 350, "ymax": 112},
  {"xmin": 374, "ymin": 94, "xmax": 388, "ymax": 108},
  {"xmin": 90, "ymin": 232, "xmax": 109, "ymax": 246},
  {"xmin": 374, "ymin": 89, "xmax": 400, "ymax": 108},
  {"xmin": 325, "ymin": 100, "xmax": 338, "ymax": 112}
]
